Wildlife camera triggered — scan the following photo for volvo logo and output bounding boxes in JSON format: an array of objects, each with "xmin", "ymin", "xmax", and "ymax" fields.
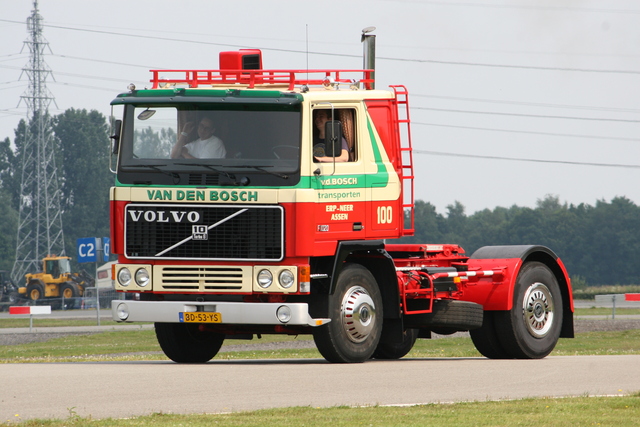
[{"xmin": 128, "ymin": 210, "xmax": 201, "ymax": 223}]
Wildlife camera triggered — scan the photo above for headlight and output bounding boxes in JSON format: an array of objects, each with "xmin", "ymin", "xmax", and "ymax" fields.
[
  {"xmin": 135, "ymin": 268, "xmax": 150, "ymax": 287},
  {"xmin": 118, "ymin": 268, "xmax": 132, "ymax": 287},
  {"xmin": 276, "ymin": 305, "xmax": 292, "ymax": 323},
  {"xmin": 279, "ymin": 270, "xmax": 295, "ymax": 289},
  {"xmin": 257, "ymin": 269, "xmax": 273, "ymax": 288},
  {"xmin": 116, "ymin": 303, "xmax": 129, "ymax": 321}
]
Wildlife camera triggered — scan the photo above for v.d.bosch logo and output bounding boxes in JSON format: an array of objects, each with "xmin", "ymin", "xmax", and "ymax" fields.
[{"xmin": 128, "ymin": 210, "xmax": 201, "ymax": 223}]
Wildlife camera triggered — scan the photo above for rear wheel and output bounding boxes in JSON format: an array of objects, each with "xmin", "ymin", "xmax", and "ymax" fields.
[
  {"xmin": 371, "ymin": 328, "xmax": 418, "ymax": 360},
  {"xmin": 60, "ymin": 283, "xmax": 79, "ymax": 309},
  {"xmin": 313, "ymin": 264, "xmax": 383, "ymax": 363},
  {"xmin": 155, "ymin": 322, "xmax": 225, "ymax": 363},
  {"xmin": 61, "ymin": 283, "xmax": 77, "ymax": 299},
  {"xmin": 470, "ymin": 311, "xmax": 511, "ymax": 359},
  {"xmin": 495, "ymin": 262, "xmax": 563, "ymax": 359}
]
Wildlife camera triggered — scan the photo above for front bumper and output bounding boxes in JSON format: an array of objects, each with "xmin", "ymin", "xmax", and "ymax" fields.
[{"xmin": 111, "ymin": 300, "xmax": 330, "ymax": 327}]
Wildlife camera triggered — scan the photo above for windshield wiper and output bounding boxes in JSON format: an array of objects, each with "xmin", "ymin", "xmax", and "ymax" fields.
[
  {"xmin": 125, "ymin": 164, "xmax": 181, "ymax": 183},
  {"xmin": 231, "ymin": 165, "xmax": 289, "ymax": 179}
]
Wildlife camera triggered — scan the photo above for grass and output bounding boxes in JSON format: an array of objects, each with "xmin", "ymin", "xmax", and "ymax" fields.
[
  {"xmin": 1, "ymin": 306, "xmax": 638, "ymax": 330},
  {"xmin": 574, "ymin": 307, "xmax": 640, "ymax": 316},
  {"xmin": 0, "ymin": 317, "xmax": 124, "ymax": 329},
  {"xmin": 2, "ymin": 327, "xmax": 640, "ymax": 363},
  {"xmin": 4, "ymin": 394, "xmax": 640, "ymax": 426},
  {"xmin": 0, "ymin": 303, "xmax": 638, "ymax": 363}
]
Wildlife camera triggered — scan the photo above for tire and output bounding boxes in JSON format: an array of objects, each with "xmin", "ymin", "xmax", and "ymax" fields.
[
  {"xmin": 313, "ymin": 263, "xmax": 383, "ymax": 363},
  {"xmin": 495, "ymin": 261, "xmax": 563, "ymax": 359},
  {"xmin": 371, "ymin": 328, "xmax": 418, "ymax": 360},
  {"xmin": 8, "ymin": 292, "xmax": 19, "ymax": 304},
  {"xmin": 470, "ymin": 311, "xmax": 512, "ymax": 359},
  {"xmin": 155, "ymin": 322, "xmax": 225, "ymax": 363},
  {"xmin": 26, "ymin": 282, "xmax": 45, "ymax": 301},
  {"xmin": 61, "ymin": 283, "xmax": 78, "ymax": 299},
  {"xmin": 60, "ymin": 283, "xmax": 79, "ymax": 309}
]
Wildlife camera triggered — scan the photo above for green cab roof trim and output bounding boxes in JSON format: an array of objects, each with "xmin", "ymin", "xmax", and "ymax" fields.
[{"xmin": 111, "ymin": 88, "xmax": 302, "ymax": 105}]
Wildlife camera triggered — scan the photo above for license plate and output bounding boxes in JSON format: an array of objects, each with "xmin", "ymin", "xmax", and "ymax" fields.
[{"xmin": 179, "ymin": 312, "xmax": 222, "ymax": 323}]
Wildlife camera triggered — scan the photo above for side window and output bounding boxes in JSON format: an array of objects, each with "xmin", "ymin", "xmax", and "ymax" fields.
[
  {"xmin": 133, "ymin": 107, "xmax": 178, "ymax": 159},
  {"xmin": 312, "ymin": 108, "xmax": 356, "ymax": 163}
]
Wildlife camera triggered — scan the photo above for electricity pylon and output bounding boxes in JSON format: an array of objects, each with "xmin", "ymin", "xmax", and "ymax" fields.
[{"xmin": 11, "ymin": 0, "xmax": 65, "ymax": 283}]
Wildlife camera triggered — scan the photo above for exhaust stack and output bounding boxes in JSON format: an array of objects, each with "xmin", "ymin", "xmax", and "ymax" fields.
[{"xmin": 361, "ymin": 26, "xmax": 376, "ymax": 89}]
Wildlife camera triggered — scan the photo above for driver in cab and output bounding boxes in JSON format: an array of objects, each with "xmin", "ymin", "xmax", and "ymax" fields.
[{"xmin": 171, "ymin": 117, "xmax": 226, "ymax": 159}]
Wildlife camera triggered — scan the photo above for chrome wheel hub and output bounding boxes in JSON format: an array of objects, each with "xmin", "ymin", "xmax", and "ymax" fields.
[
  {"xmin": 522, "ymin": 282, "xmax": 555, "ymax": 338},
  {"xmin": 341, "ymin": 286, "xmax": 376, "ymax": 343}
]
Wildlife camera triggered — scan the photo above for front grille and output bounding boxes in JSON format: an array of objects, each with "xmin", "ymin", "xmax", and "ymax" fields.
[
  {"xmin": 154, "ymin": 265, "xmax": 252, "ymax": 292},
  {"xmin": 125, "ymin": 204, "xmax": 283, "ymax": 261}
]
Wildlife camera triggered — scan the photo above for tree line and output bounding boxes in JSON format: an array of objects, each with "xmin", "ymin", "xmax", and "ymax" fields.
[
  {"xmin": 0, "ymin": 109, "xmax": 638, "ymax": 286},
  {"xmin": 397, "ymin": 196, "xmax": 640, "ymax": 286}
]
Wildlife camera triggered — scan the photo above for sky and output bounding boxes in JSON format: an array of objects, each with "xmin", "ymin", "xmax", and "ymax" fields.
[{"xmin": 0, "ymin": 0, "xmax": 639, "ymax": 215}]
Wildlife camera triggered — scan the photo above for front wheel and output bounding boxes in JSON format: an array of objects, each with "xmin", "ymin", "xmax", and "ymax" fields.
[
  {"xmin": 313, "ymin": 264, "xmax": 383, "ymax": 363},
  {"xmin": 155, "ymin": 322, "xmax": 225, "ymax": 363},
  {"xmin": 27, "ymin": 282, "xmax": 44, "ymax": 301},
  {"xmin": 495, "ymin": 261, "xmax": 563, "ymax": 359}
]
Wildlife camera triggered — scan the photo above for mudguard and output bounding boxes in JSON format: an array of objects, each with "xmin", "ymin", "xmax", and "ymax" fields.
[{"xmin": 464, "ymin": 245, "xmax": 573, "ymax": 313}]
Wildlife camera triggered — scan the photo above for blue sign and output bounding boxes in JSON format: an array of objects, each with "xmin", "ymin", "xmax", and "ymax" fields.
[
  {"xmin": 77, "ymin": 237, "xmax": 98, "ymax": 263},
  {"xmin": 102, "ymin": 237, "xmax": 110, "ymax": 262}
]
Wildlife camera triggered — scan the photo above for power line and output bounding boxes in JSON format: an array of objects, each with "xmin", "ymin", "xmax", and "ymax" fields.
[
  {"xmin": 413, "ymin": 107, "xmax": 640, "ymax": 123},
  {"xmin": 415, "ymin": 121, "xmax": 639, "ymax": 142},
  {"xmin": 1, "ymin": 18, "xmax": 638, "ymax": 75},
  {"xmin": 391, "ymin": 1, "xmax": 640, "ymax": 14},
  {"xmin": 9, "ymin": 50, "xmax": 639, "ymax": 121},
  {"xmin": 410, "ymin": 93, "xmax": 640, "ymax": 114},
  {"xmin": 414, "ymin": 149, "xmax": 640, "ymax": 169},
  {"xmin": 50, "ymin": 80, "xmax": 123, "ymax": 93},
  {"xmin": 0, "ymin": 108, "xmax": 28, "ymax": 118},
  {"xmin": 0, "ymin": 53, "xmax": 28, "ymax": 63},
  {"xmin": 50, "ymin": 53, "xmax": 162, "ymax": 70},
  {"xmin": 375, "ymin": 55, "xmax": 640, "ymax": 75}
]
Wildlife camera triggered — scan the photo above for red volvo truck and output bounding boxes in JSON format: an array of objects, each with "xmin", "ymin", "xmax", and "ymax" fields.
[{"xmin": 109, "ymin": 32, "xmax": 573, "ymax": 363}]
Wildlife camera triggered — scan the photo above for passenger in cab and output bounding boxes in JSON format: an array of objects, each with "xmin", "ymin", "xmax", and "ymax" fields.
[{"xmin": 313, "ymin": 110, "xmax": 349, "ymax": 163}]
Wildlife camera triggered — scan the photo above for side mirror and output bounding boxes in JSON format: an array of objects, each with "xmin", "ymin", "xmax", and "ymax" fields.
[
  {"xmin": 323, "ymin": 120, "xmax": 343, "ymax": 157},
  {"xmin": 110, "ymin": 119, "xmax": 122, "ymax": 155},
  {"xmin": 109, "ymin": 119, "xmax": 122, "ymax": 173}
]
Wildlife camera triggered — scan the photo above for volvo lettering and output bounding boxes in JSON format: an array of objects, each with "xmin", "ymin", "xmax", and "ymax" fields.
[{"xmin": 127, "ymin": 210, "xmax": 201, "ymax": 223}]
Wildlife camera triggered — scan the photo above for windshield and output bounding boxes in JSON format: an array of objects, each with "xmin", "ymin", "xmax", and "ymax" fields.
[
  {"xmin": 59, "ymin": 259, "xmax": 71, "ymax": 275},
  {"xmin": 117, "ymin": 104, "xmax": 301, "ymax": 186},
  {"xmin": 46, "ymin": 258, "xmax": 71, "ymax": 276}
]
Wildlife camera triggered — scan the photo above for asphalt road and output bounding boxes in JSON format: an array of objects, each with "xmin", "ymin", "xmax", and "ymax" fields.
[{"xmin": 2, "ymin": 355, "xmax": 639, "ymax": 422}]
